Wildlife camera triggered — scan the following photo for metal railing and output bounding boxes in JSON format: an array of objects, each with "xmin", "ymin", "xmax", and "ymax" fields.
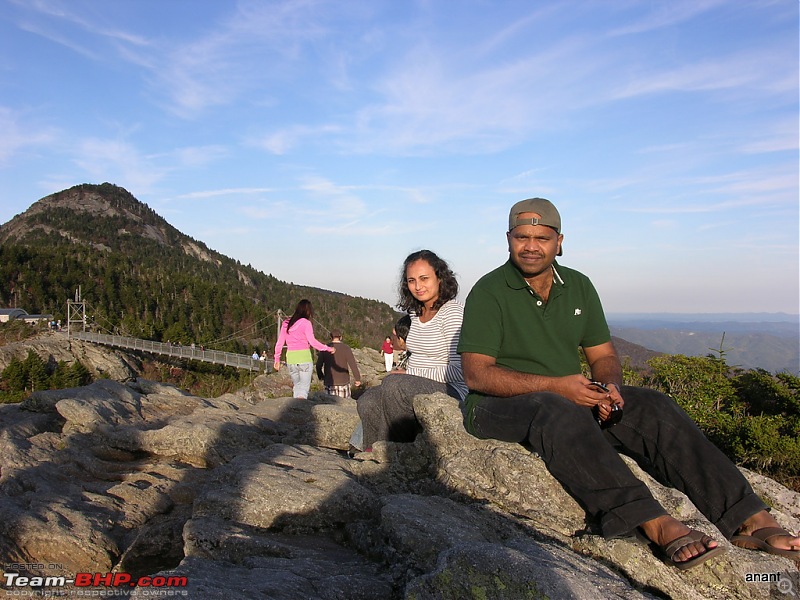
[{"xmin": 71, "ymin": 331, "xmax": 270, "ymax": 373}]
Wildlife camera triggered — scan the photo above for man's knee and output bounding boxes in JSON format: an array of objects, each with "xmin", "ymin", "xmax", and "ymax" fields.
[{"xmin": 621, "ymin": 385, "xmax": 692, "ymax": 423}]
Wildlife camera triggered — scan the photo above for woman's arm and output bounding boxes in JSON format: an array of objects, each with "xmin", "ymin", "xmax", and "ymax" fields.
[
  {"xmin": 302, "ymin": 320, "xmax": 335, "ymax": 353},
  {"xmin": 440, "ymin": 301, "xmax": 465, "ymax": 385},
  {"xmin": 273, "ymin": 321, "xmax": 287, "ymax": 369}
]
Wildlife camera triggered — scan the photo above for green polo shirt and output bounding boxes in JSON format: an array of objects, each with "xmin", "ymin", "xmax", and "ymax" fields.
[{"xmin": 458, "ymin": 260, "xmax": 611, "ymax": 432}]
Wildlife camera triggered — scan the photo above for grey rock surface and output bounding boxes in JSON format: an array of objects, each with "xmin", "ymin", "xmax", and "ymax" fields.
[{"xmin": 0, "ymin": 340, "xmax": 798, "ymax": 599}]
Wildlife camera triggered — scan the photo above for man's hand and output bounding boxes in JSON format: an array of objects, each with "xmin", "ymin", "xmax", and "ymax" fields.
[
  {"xmin": 604, "ymin": 382, "xmax": 624, "ymax": 409},
  {"xmin": 585, "ymin": 381, "xmax": 624, "ymax": 422},
  {"xmin": 583, "ymin": 341, "xmax": 624, "ymax": 412},
  {"xmin": 554, "ymin": 375, "xmax": 610, "ymax": 408}
]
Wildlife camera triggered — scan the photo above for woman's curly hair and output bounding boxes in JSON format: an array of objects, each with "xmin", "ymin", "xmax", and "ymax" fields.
[{"xmin": 397, "ymin": 250, "xmax": 458, "ymax": 314}]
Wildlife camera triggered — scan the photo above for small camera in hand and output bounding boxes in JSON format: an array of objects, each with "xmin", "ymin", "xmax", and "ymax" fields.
[
  {"xmin": 589, "ymin": 382, "xmax": 623, "ymax": 429},
  {"xmin": 593, "ymin": 402, "xmax": 623, "ymax": 429}
]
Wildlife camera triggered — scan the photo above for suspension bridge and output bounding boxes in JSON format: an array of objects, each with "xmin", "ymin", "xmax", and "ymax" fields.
[
  {"xmin": 61, "ymin": 290, "xmax": 317, "ymax": 373},
  {"xmin": 69, "ymin": 331, "xmax": 272, "ymax": 373}
]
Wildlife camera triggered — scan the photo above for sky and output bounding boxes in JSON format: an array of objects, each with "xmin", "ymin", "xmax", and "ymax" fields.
[{"xmin": 0, "ymin": 0, "xmax": 798, "ymax": 315}]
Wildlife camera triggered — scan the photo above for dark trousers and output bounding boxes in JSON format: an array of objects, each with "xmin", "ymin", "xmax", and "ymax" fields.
[
  {"xmin": 357, "ymin": 373, "xmax": 456, "ymax": 449},
  {"xmin": 470, "ymin": 385, "xmax": 766, "ymax": 539}
]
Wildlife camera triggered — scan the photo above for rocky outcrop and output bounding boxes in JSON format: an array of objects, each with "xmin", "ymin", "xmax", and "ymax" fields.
[
  {"xmin": 0, "ymin": 330, "xmax": 139, "ymax": 381},
  {"xmin": 1, "ymin": 370, "xmax": 799, "ymax": 598}
]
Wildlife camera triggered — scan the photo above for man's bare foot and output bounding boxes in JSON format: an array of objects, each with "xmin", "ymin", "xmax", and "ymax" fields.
[
  {"xmin": 639, "ymin": 515, "xmax": 721, "ymax": 567},
  {"xmin": 733, "ymin": 510, "xmax": 800, "ymax": 555}
]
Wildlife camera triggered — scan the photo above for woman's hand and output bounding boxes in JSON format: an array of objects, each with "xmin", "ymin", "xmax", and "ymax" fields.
[{"xmin": 273, "ymin": 361, "xmax": 281, "ymax": 371}]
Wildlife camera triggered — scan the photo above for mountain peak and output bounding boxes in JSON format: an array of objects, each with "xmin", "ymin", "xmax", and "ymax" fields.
[
  {"xmin": 0, "ymin": 182, "xmax": 180, "ymax": 250},
  {"xmin": 9, "ymin": 183, "xmax": 146, "ymax": 223},
  {"xmin": 0, "ymin": 182, "xmax": 399, "ymax": 351}
]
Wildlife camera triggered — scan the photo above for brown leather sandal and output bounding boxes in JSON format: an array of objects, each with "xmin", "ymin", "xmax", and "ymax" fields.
[
  {"xmin": 732, "ymin": 526, "xmax": 800, "ymax": 558},
  {"xmin": 660, "ymin": 530, "xmax": 726, "ymax": 570}
]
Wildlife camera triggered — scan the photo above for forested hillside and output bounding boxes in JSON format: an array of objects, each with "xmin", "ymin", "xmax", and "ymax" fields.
[{"xmin": 0, "ymin": 183, "xmax": 398, "ymax": 353}]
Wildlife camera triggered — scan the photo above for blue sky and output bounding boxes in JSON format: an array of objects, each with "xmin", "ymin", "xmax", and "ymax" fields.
[{"xmin": 1, "ymin": 0, "xmax": 797, "ymax": 315}]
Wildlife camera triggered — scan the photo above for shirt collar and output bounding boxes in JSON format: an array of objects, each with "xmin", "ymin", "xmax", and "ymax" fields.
[
  {"xmin": 503, "ymin": 259, "xmax": 565, "ymax": 289},
  {"xmin": 552, "ymin": 263, "xmax": 565, "ymax": 285}
]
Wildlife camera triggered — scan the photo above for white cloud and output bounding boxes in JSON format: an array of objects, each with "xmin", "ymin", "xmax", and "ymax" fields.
[
  {"xmin": 72, "ymin": 138, "xmax": 167, "ymax": 191},
  {"xmin": 174, "ymin": 146, "xmax": 229, "ymax": 167},
  {"xmin": 141, "ymin": 0, "xmax": 335, "ymax": 117},
  {"xmin": 0, "ymin": 107, "xmax": 56, "ymax": 164},
  {"xmin": 737, "ymin": 117, "xmax": 800, "ymax": 154},
  {"xmin": 608, "ymin": 46, "xmax": 795, "ymax": 100},
  {"xmin": 607, "ymin": 0, "xmax": 730, "ymax": 36},
  {"xmin": 255, "ymin": 124, "xmax": 342, "ymax": 155},
  {"xmin": 178, "ymin": 188, "xmax": 274, "ymax": 199}
]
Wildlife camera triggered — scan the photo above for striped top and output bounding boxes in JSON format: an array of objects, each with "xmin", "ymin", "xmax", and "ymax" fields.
[{"xmin": 405, "ymin": 299, "xmax": 468, "ymax": 401}]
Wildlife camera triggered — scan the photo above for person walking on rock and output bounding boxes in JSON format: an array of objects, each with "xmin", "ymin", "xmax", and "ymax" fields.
[
  {"xmin": 316, "ymin": 329, "xmax": 361, "ymax": 398},
  {"xmin": 274, "ymin": 299, "xmax": 334, "ymax": 399}
]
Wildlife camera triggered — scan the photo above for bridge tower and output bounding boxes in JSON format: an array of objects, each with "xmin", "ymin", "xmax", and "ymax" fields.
[
  {"xmin": 66, "ymin": 287, "xmax": 86, "ymax": 338},
  {"xmin": 276, "ymin": 309, "xmax": 287, "ymax": 341}
]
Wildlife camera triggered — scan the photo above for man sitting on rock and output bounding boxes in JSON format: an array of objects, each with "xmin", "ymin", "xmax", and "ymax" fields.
[{"xmin": 457, "ymin": 197, "xmax": 800, "ymax": 569}]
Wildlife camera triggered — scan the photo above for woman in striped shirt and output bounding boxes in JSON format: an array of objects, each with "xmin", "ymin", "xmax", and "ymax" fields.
[{"xmin": 355, "ymin": 250, "xmax": 466, "ymax": 451}]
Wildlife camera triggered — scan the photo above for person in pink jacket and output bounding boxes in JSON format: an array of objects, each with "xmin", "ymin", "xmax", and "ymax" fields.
[{"xmin": 273, "ymin": 299, "xmax": 335, "ymax": 398}]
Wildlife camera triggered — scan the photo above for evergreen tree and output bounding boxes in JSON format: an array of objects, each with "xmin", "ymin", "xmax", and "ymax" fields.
[
  {"xmin": 23, "ymin": 350, "xmax": 49, "ymax": 392},
  {"xmin": 1, "ymin": 356, "xmax": 26, "ymax": 392},
  {"xmin": 65, "ymin": 361, "xmax": 91, "ymax": 388}
]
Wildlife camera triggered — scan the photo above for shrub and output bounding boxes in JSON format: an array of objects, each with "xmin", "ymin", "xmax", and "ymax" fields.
[{"xmin": 643, "ymin": 353, "xmax": 800, "ymax": 490}]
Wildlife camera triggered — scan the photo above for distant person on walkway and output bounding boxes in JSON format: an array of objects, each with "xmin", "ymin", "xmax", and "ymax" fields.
[
  {"xmin": 274, "ymin": 299, "xmax": 335, "ymax": 399},
  {"xmin": 355, "ymin": 250, "xmax": 467, "ymax": 451},
  {"xmin": 380, "ymin": 336, "xmax": 394, "ymax": 372},
  {"xmin": 251, "ymin": 350, "xmax": 259, "ymax": 360},
  {"xmin": 316, "ymin": 329, "xmax": 361, "ymax": 398},
  {"xmin": 458, "ymin": 197, "xmax": 800, "ymax": 569}
]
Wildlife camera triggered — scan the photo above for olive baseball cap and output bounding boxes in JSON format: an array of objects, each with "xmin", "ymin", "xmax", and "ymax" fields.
[{"xmin": 508, "ymin": 198, "xmax": 561, "ymax": 233}]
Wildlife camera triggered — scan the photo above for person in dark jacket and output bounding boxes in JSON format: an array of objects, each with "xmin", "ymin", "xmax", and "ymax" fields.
[{"xmin": 316, "ymin": 329, "xmax": 361, "ymax": 398}]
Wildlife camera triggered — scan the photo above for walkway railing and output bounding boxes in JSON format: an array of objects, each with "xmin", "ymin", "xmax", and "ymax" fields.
[{"xmin": 71, "ymin": 332, "xmax": 270, "ymax": 373}]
